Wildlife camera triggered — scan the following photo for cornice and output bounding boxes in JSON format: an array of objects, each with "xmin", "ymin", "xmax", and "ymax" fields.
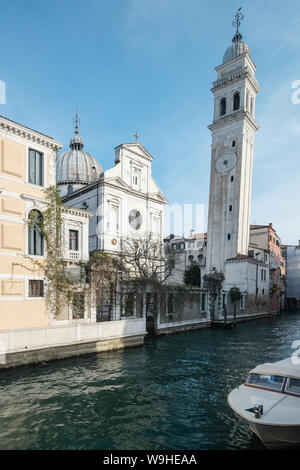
[
  {"xmin": 0, "ymin": 115, "xmax": 63, "ymax": 152},
  {"xmin": 62, "ymin": 177, "xmax": 167, "ymax": 206},
  {"xmin": 61, "ymin": 206, "xmax": 93, "ymax": 219},
  {"xmin": 21, "ymin": 193, "xmax": 48, "ymax": 205},
  {"xmin": 212, "ymin": 70, "xmax": 259, "ymax": 95},
  {"xmin": 215, "ymin": 51, "xmax": 257, "ymax": 73},
  {"xmin": 208, "ymin": 110, "xmax": 260, "ymax": 132}
]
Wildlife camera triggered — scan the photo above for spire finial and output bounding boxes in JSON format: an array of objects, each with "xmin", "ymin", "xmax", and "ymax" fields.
[
  {"xmin": 232, "ymin": 7, "xmax": 244, "ymax": 42},
  {"xmin": 73, "ymin": 107, "xmax": 80, "ymax": 135},
  {"xmin": 232, "ymin": 7, "xmax": 244, "ymax": 35},
  {"xmin": 70, "ymin": 107, "xmax": 84, "ymax": 150},
  {"xmin": 133, "ymin": 131, "xmax": 140, "ymax": 142}
]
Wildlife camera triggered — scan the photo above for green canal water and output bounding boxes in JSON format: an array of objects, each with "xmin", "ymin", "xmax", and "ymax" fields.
[{"xmin": 0, "ymin": 312, "xmax": 299, "ymax": 450}]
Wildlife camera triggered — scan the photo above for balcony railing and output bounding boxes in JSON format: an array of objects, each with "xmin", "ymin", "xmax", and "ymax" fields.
[{"xmin": 68, "ymin": 250, "xmax": 80, "ymax": 261}]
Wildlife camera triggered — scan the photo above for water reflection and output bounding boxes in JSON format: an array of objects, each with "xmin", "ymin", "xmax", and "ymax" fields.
[{"xmin": 0, "ymin": 312, "xmax": 299, "ymax": 449}]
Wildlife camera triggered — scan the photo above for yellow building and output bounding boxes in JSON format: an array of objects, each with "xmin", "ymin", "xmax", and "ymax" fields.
[
  {"xmin": 0, "ymin": 114, "xmax": 62, "ymax": 330},
  {"xmin": 0, "ymin": 113, "xmax": 147, "ymax": 368}
]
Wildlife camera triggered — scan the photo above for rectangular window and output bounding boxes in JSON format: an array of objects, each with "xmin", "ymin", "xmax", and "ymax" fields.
[
  {"xmin": 29, "ymin": 280, "xmax": 44, "ymax": 297},
  {"xmin": 28, "ymin": 149, "xmax": 44, "ymax": 186},
  {"xmin": 69, "ymin": 230, "xmax": 79, "ymax": 251},
  {"xmin": 132, "ymin": 168, "xmax": 141, "ymax": 189},
  {"xmin": 285, "ymin": 378, "xmax": 300, "ymax": 396},
  {"xmin": 247, "ymin": 373, "xmax": 285, "ymax": 391}
]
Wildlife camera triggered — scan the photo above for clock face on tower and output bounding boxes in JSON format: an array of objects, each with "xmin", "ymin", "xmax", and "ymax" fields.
[{"xmin": 215, "ymin": 151, "xmax": 236, "ymax": 174}]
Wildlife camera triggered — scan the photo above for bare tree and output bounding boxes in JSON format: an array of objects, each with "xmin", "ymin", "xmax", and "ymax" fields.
[{"xmin": 120, "ymin": 232, "xmax": 175, "ymax": 283}]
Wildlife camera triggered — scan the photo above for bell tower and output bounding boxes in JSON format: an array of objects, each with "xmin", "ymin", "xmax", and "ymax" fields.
[{"xmin": 206, "ymin": 9, "xmax": 259, "ymax": 273}]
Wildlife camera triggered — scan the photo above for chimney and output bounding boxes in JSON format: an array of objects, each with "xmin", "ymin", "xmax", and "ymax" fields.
[
  {"xmin": 190, "ymin": 229, "xmax": 195, "ymax": 237},
  {"xmin": 269, "ymin": 222, "xmax": 273, "ymax": 228},
  {"xmin": 298, "ymin": 240, "xmax": 300, "ymax": 247}
]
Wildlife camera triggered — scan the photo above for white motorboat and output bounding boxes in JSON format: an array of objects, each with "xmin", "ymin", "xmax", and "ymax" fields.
[{"xmin": 228, "ymin": 357, "xmax": 300, "ymax": 448}]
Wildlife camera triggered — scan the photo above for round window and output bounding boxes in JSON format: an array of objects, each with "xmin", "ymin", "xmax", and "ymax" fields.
[{"xmin": 128, "ymin": 209, "xmax": 142, "ymax": 230}]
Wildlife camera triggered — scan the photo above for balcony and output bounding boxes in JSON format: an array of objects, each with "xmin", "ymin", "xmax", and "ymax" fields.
[{"xmin": 68, "ymin": 250, "xmax": 80, "ymax": 261}]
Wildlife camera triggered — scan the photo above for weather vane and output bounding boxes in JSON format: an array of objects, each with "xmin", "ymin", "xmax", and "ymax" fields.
[
  {"xmin": 232, "ymin": 7, "xmax": 244, "ymax": 35},
  {"xmin": 134, "ymin": 131, "xmax": 140, "ymax": 142},
  {"xmin": 73, "ymin": 107, "xmax": 80, "ymax": 134}
]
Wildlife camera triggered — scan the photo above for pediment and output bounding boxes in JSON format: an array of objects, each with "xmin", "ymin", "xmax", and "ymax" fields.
[
  {"xmin": 118, "ymin": 143, "xmax": 154, "ymax": 162},
  {"xmin": 149, "ymin": 191, "xmax": 168, "ymax": 204},
  {"xmin": 104, "ymin": 176, "xmax": 131, "ymax": 190}
]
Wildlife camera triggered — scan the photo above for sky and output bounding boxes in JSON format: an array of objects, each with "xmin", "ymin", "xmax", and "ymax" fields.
[{"xmin": 1, "ymin": 0, "xmax": 300, "ymax": 244}]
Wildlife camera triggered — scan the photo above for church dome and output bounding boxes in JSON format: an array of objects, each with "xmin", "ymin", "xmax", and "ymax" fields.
[
  {"xmin": 223, "ymin": 33, "xmax": 250, "ymax": 64},
  {"xmin": 56, "ymin": 112, "xmax": 103, "ymax": 187}
]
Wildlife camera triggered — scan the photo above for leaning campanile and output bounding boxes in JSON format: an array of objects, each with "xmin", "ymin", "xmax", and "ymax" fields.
[{"xmin": 206, "ymin": 9, "xmax": 259, "ymax": 273}]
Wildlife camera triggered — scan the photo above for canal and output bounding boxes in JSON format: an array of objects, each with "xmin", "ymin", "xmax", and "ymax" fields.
[{"xmin": 0, "ymin": 312, "xmax": 299, "ymax": 450}]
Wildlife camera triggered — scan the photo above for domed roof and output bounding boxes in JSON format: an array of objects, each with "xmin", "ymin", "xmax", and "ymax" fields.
[
  {"xmin": 223, "ymin": 33, "xmax": 250, "ymax": 64},
  {"xmin": 56, "ymin": 111, "xmax": 103, "ymax": 185}
]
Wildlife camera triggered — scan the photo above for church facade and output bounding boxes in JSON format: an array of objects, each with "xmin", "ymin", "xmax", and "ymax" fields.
[{"xmin": 57, "ymin": 121, "xmax": 167, "ymax": 256}]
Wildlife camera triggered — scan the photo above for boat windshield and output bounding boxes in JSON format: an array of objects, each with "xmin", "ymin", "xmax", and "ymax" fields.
[
  {"xmin": 246, "ymin": 373, "xmax": 285, "ymax": 391},
  {"xmin": 285, "ymin": 377, "xmax": 300, "ymax": 396}
]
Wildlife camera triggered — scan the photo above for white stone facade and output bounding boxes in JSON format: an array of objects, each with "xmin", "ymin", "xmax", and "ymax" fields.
[
  {"xmin": 206, "ymin": 39, "xmax": 259, "ymax": 273},
  {"xmin": 61, "ymin": 142, "xmax": 167, "ymax": 254}
]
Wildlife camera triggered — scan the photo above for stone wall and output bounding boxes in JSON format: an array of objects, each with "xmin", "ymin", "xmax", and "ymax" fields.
[
  {"xmin": 155, "ymin": 286, "xmax": 209, "ymax": 335},
  {"xmin": 0, "ymin": 318, "xmax": 146, "ymax": 369}
]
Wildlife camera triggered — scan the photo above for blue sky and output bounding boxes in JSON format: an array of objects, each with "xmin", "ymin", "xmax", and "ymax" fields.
[{"xmin": 1, "ymin": 0, "xmax": 300, "ymax": 244}]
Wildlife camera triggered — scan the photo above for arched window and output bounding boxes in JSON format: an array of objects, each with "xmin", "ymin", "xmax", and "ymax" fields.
[
  {"xmin": 67, "ymin": 185, "xmax": 73, "ymax": 195},
  {"xmin": 220, "ymin": 97, "xmax": 226, "ymax": 116},
  {"xmin": 28, "ymin": 210, "xmax": 44, "ymax": 256},
  {"xmin": 233, "ymin": 92, "xmax": 240, "ymax": 111}
]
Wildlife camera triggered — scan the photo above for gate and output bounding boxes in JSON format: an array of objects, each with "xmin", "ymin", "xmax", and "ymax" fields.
[{"xmin": 146, "ymin": 292, "xmax": 158, "ymax": 333}]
